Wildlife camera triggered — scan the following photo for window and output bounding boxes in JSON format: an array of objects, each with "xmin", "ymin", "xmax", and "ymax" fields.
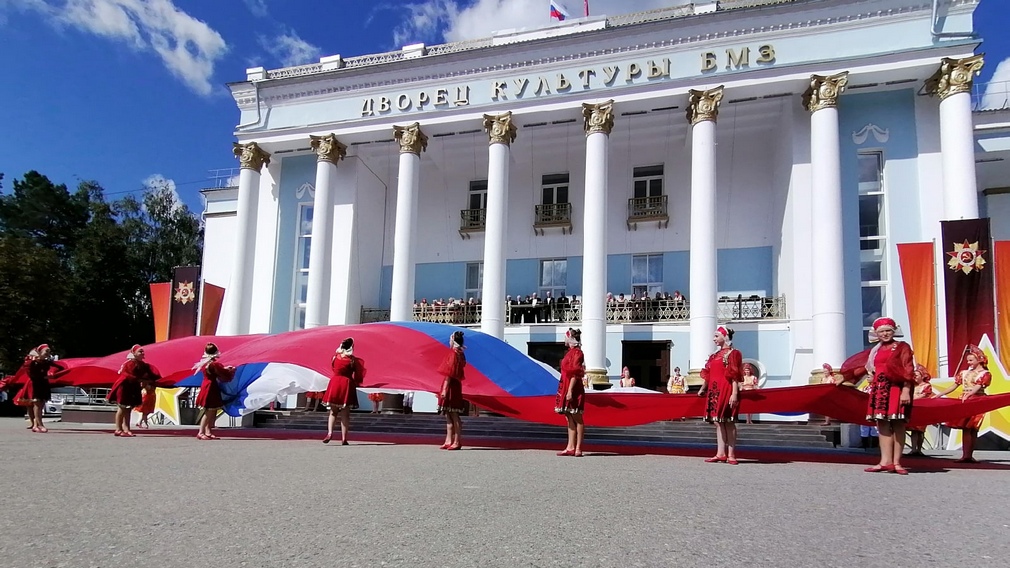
[
  {"xmin": 632, "ymin": 254, "xmax": 663, "ymax": 297},
  {"xmin": 465, "ymin": 262, "xmax": 483, "ymax": 300},
  {"xmin": 468, "ymin": 180, "xmax": 488, "ymax": 210},
  {"xmin": 542, "ymin": 173, "xmax": 569, "ymax": 205},
  {"xmin": 540, "ymin": 259, "xmax": 568, "ymax": 298},
  {"xmin": 858, "ymin": 151, "xmax": 887, "ymax": 345},
  {"xmin": 292, "ymin": 204, "xmax": 313, "ymax": 330},
  {"xmin": 633, "ymin": 165, "xmax": 664, "ymax": 198}
]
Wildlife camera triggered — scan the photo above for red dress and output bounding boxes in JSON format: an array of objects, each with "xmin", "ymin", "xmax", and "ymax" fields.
[
  {"xmin": 107, "ymin": 360, "xmax": 158, "ymax": 408},
  {"xmin": 944, "ymin": 368, "xmax": 991, "ymax": 430},
  {"xmin": 195, "ymin": 360, "xmax": 235, "ymax": 409},
  {"xmin": 865, "ymin": 341, "xmax": 915, "ymax": 421},
  {"xmin": 136, "ymin": 389, "xmax": 157, "ymax": 414},
  {"xmin": 437, "ymin": 348, "xmax": 467, "ymax": 414},
  {"xmin": 555, "ymin": 347, "xmax": 586, "ymax": 414},
  {"xmin": 324, "ymin": 355, "xmax": 366, "ymax": 410},
  {"xmin": 15, "ymin": 358, "xmax": 64, "ymax": 404},
  {"xmin": 702, "ymin": 348, "xmax": 743, "ymax": 423}
]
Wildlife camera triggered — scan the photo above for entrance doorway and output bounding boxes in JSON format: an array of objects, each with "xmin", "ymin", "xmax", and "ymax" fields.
[
  {"xmin": 621, "ymin": 341, "xmax": 671, "ymax": 391},
  {"xmin": 528, "ymin": 342, "xmax": 567, "ymax": 372}
]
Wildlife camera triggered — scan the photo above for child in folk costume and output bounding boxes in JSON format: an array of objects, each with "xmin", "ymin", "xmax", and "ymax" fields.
[
  {"xmin": 193, "ymin": 343, "xmax": 236, "ymax": 440},
  {"xmin": 741, "ymin": 363, "xmax": 760, "ymax": 424},
  {"xmin": 697, "ymin": 327, "xmax": 744, "ymax": 465},
  {"xmin": 136, "ymin": 377, "xmax": 158, "ymax": 429},
  {"xmin": 619, "ymin": 367, "xmax": 635, "ymax": 388},
  {"xmin": 934, "ymin": 345, "xmax": 992, "ymax": 463},
  {"xmin": 555, "ymin": 328, "xmax": 586, "ymax": 457},
  {"xmin": 666, "ymin": 367, "xmax": 686, "ymax": 394},
  {"xmin": 907, "ymin": 364, "xmax": 934, "ymax": 457},
  {"xmin": 367, "ymin": 392, "xmax": 384, "ymax": 414},
  {"xmin": 437, "ymin": 331, "xmax": 468, "ymax": 450},
  {"xmin": 323, "ymin": 338, "xmax": 366, "ymax": 445},
  {"xmin": 107, "ymin": 345, "xmax": 159, "ymax": 437}
]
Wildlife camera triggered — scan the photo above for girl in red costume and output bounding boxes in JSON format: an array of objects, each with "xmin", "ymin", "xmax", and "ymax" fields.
[
  {"xmin": 135, "ymin": 377, "xmax": 157, "ymax": 429},
  {"xmin": 323, "ymin": 337, "xmax": 366, "ymax": 445},
  {"xmin": 193, "ymin": 343, "xmax": 235, "ymax": 440},
  {"xmin": 107, "ymin": 345, "xmax": 160, "ymax": 437},
  {"xmin": 555, "ymin": 328, "xmax": 586, "ymax": 457},
  {"xmin": 15, "ymin": 344, "xmax": 65, "ymax": 433},
  {"xmin": 437, "ymin": 330, "xmax": 467, "ymax": 450},
  {"xmin": 697, "ymin": 326, "xmax": 743, "ymax": 464},
  {"xmin": 908, "ymin": 364, "xmax": 934, "ymax": 456},
  {"xmin": 934, "ymin": 345, "xmax": 991, "ymax": 463}
]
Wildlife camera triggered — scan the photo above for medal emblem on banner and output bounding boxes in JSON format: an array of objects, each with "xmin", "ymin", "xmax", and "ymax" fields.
[
  {"xmin": 946, "ymin": 240, "xmax": 987, "ymax": 274},
  {"xmin": 174, "ymin": 281, "xmax": 195, "ymax": 304}
]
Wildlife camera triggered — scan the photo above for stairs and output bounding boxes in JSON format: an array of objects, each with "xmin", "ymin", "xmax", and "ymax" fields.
[{"xmin": 255, "ymin": 411, "xmax": 840, "ymax": 449}]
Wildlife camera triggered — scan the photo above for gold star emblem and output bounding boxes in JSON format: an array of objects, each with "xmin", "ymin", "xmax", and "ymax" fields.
[
  {"xmin": 174, "ymin": 281, "xmax": 195, "ymax": 304},
  {"xmin": 946, "ymin": 240, "xmax": 987, "ymax": 274},
  {"xmin": 153, "ymin": 387, "xmax": 185, "ymax": 425},
  {"xmin": 930, "ymin": 334, "xmax": 1010, "ymax": 449}
]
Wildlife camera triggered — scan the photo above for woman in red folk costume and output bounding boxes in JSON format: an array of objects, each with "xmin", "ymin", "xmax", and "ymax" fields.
[
  {"xmin": 193, "ymin": 343, "xmax": 235, "ymax": 440},
  {"xmin": 907, "ymin": 364, "xmax": 934, "ymax": 456},
  {"xmin": 107, "ymin": 345, "xmax": 160, "ymax": 437},
  {"xmin": 437, "ymin": 331, "xmax": 467, "ymax": 450},
  {"xmin": 16, "ymin": 344, "xmax": 65, "ymax": 433},
  {"xmin": 697, "ymin": 327, "xmax": 744, "ymax": 465},
  {"xmin": 323, "ymin": 337, "xmax": 366, "ymax": 445},
  {"xmin": 555, "ymin": 328, "xmax": 586, "ymax": 457},
  {"xmin": 935, "ymin": 345, "xmax": 992, "ymax": 463}
]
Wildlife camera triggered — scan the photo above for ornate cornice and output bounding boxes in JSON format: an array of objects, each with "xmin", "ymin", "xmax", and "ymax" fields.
[
  {"xmin": 924, "ymin": 54, "xmax": 985, "ymax": 101},
  {"xmin": 582, "ymin": 100, "xmax": 615, "ymax": 136},
  {"xmin": 233, "ymin": 142, "xmax": 270, "ymax": 172},
  {"xmin": 309, "ymin": 133, "xmax": 347, "ymax": 164},
  {"xmin": 686, "ymin": 86, "xmax": 724, "ymax": 125},
  {"xmin": 802, "ymin": 71, "xmax": 849, "ymax": 112},
  {"xmin": 393, "ymin": 122, "xmax": 428, "ymax": 155},
  {"xmin": 483, "ymin": 112, "xmax": 518, "ymax": 146}
]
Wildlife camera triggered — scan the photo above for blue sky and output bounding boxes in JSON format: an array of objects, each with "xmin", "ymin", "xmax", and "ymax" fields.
[{"xmin": 0, "ymin": 0, "xmax": 1007, "ymax": 212}]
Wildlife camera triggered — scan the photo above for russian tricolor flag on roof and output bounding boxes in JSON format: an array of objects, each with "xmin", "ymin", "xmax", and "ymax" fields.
[{"xmin": 549, "ymin": 0, "xmax": 572, "ymax": 21}]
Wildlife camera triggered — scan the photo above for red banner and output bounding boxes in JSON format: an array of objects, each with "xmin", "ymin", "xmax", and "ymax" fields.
[
  {"xmin": 200, "ymin": 282, "xmax": 226, "ymax": 336},
  {"xmin": 149, "ymin": 282, "xmax": 171, "ymax": 343},
  {"xmin": 995, "ymin": 242, "xmax": 1010, "ymax": 367},
  {"xmin": 896, "ymin": 242, "xmax": 939, "ymax": 378},
  {"xmin": 941, "ymin": 219, "xmax": 995, "ymax": 373},
  {"xmin": 168, "ymin": 266, "xmax": 201, "ymax": 340}
]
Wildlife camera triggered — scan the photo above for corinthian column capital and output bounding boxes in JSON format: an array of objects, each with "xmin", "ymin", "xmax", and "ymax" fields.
[
  {"xmin": 483, "ymin": 112, "xmax": 517, "ymax": 146},
  {"xmin": 393, "ymin": 122, "xmax": 428, "ymax": 155},
  {"xmin": 582, "ymin": 100, "xmax": 615, "ymax": 136},
  {"xmin": 309, "ymin": 133, "xmax": 347, "ymax": 165},
  {"xmin": 233, "ymin": 141, "xmax": 271, "ymax": 172},
  {"xmin": 686, "ymin": 86, "xmax": 724, "ymax": 125},
  {"xmin": 924, "ymin": 54, "xmax": 985, "ymax": 101},
  {"xmin": 802, "ymin": 71, "xmax": 849, "ymax": 112}
]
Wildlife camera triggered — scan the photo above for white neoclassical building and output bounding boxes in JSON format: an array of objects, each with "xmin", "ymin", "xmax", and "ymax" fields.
[{"xmin": 202, "ymin": 0, "xmax": 1008, "ymax": 391}]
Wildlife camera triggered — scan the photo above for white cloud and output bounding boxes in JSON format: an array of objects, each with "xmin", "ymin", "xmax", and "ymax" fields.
[
  {"xmin": 2, "ymin": 0, "xmax": 228, "ymax": 96},
  {"xmin": 980, "ymin": 56, "xmax": 1010, "ymax": 111},
  {"xmin": 393, "ymin": 0, "xmax": 684, "ymax": 46},
  {"xmin": 259, "ymin": 29, "xmax": 322, "ymax": 67},
  {"xmin": 143, "ymin": 174, "xmax": 183, "ymax": 211},
  {"xmin": 243, "ymin": 0, "xmax": 268, "ymax": 18}
]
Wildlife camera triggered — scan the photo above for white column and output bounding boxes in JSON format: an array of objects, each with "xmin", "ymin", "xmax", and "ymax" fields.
[
  {"xmin": 389, "ymin": 123, "xmax": 427, "ymax": 322},
  {"xmin": 581, "ymin": 101, "xmax": 615, "ymax": 381},
  {"xmin": 805, "ymin": 72, "xmax": 849, "ymax": 372},
  {"xmin": 686, "ymin": 87, "xmax": 723, "ymax": 374},
  {"xmin": 304, "ymin": 134, "xmax": 346, "ymax": 329},
  {"xmin": 480, "ymin": 113, "xmax": 516, "ymax": 338},
  {"xmin": 221, "ymin": 142, "xmax": 270, "ymax": 336},
  {"xmin": 924, "ymin": 56, "xmax": 984, "ymax": 220}
]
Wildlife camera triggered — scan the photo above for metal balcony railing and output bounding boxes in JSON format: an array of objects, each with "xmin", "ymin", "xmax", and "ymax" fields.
[
  {"xmin": 534, "ymin": 202, "xmax": 573, "ymax": 235},
  {"xmin": 459, "ymin": 208, "xmax": 486, "ymax": 237},
  {"xmin": 973, "ymin": 80, "xmax": 1010, "ymax": 112},
  {"xmin": 627, "ymin": 195, "xmax": 669, "ymax": 229}
]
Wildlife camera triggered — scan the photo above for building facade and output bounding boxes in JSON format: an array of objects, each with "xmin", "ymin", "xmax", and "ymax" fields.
[{"xmin": 203, "ymin": 0, "xmax": 1004, "ymax": 392}]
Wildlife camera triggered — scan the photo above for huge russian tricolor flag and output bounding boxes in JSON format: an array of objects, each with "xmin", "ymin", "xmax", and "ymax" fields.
[{"xmin": 549, "ymin": 0, "xmax": 571, "ymax": 21}]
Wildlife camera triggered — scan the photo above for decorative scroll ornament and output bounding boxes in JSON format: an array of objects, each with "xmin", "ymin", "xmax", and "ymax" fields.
[
  {"xmin": 483, "ymin": 111, "xmax": 517, "ymax": 146},
  {"xmin": 852, "ymin": 123, "xmax": 890, "ymax": 145},
  {"xmin": 232, "ymin": 141, "xmax": 271, "ymax": 172},
  {"xmin": 802, "ymin": 71, "xmax": 849, "ymax": 112},
  {"xmin": 310, "ymin": 133, "xmax": 347, "ymax": 164},
  {"xmin": 924, "ymin": 54, "xmax": 985, "ymax": 101},
  {"xmin": 582, "ymin": 100, "xmax": 615, "ymax": 136},
  {"xmin": 686, "ymin": 86, "xmax": 724, "ymax": 125},
  {"xmin": 295, "ymin": 182, "xmax": 315, "ymax": 200},
  {"xmin": 393, "ymin": 122, "xmax": 428, "ymax": 155}
]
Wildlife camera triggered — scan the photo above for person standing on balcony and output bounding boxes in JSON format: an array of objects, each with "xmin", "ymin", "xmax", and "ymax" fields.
[
  {"xmin": 556, "ymin": 328, "xmax": 586, "ymax": 457},
  {"xmin": 193, "ymin": 343, "xmax": 236, "ymax": 441},
  {"xmin": 107, "ymin": 345, "xmax": 159, "ymax": 437},
  {"xmin": 324, "ymin": 338, "xmax": 366, "ymax": 445},
  {"xmin": 741, "ymin": 363, "xmax": 760, "ymax": 424},
  {"xmin": 934, "ymin": 345, "xmax": 991, "ymax": 463},
  {"xmin": 437, "ymin": 331, "xmax": 468, "ymax": 450},
  {"xmin": 697, "ymin": 327, "xmax": 743, "ymax": 465}
]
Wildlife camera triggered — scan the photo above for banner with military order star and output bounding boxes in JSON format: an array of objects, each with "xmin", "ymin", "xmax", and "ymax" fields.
[
  {"xmin": 168, "ymin": 265, "xmax": 200, "ymax": 340},
  {"xmin": 941, "ymin": 218, "xmax": 995, "ymax": 374}
]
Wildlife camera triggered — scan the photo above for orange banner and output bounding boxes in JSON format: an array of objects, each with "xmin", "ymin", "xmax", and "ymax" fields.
[
  {"xmin": 149, "ymin": 282, "xmax": 172, "ymax": 343},
  {"xmin": 896, "ymin": 242, "xmax": 938, "ymax": 377},
  {"xmin": 994, "ymin": 242, "xmax": 1010, "ymax": 366},
  {"xmin": 200, "ymin": 283, "xmax": 226, "ymax": 336}
]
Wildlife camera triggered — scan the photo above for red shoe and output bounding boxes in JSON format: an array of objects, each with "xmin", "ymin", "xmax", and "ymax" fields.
[
  {"xmin": 704, "ymin": 456, "xmax": 728, "ymax": 463},
  {"xmin": 120, "ymin": 432, "xmax": 135, "ymax": 438},
  {"xmin": 31, "ymin": 427, "xmax": 40, "ymax": 433},
  {"xmin": 574, "ymin": 451, "xmax": 583, "ymax": 457},
  {"xmin": 446, "ymin": 445, "xmax": 461, "ymax": 451},
  {"xmin": 439, "ymin": 444, "xmax": 451, "ymax": 450},
  {"xmin": 113, "ymin": 431, "xmax": 122, "ymax": 436},
  {"xmin": 208, "ymin": 435, "xmax": 220, "ymax": 440},
  {"xmin": 322, "ymin": 435, "xmax": 332, "ymax": 444},
  {"xmin": 727, "ymin": 458, "xmax": 739, "ymax": 465},
  {"xmin": 557, "ymin": 450, "xmax": 575, "ymax": 457},
  {"xmin": 196, "ymin": 434, "xmax": 210, "ymax": 440},
  {"xmin": 864, "ymin": 464, "xmax": 894, "ymax": 473},
  {"xmin": 892, "ymin": 465, "xmax": 909, "ymax": 475}
]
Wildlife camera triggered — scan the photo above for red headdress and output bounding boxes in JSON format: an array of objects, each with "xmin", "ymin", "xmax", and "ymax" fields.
[
  {"xmin": 914, "ymin": 363, "xmax": 931, "ymax": 382},
  {"xmin": 715, "ymin": 326, "xmax": 733, "ymax": 346},
  {"xmin": 868, "ymin": 317, "xmax": 903, "ymax": 343},
  {"xmin": 966, "ymin": 344, "xmax": 988, "ymax": 370},
  {"xmin": 127, "ymin": 344, "xmax": 143, "ymax": 360}
]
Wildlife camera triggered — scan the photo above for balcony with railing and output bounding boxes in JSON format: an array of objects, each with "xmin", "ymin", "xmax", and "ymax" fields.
[
  {"xmin": 534, "ymin": 202, "xmax": 573, "ymax": 235},
  {"xmin": 458, "ymin": 208, "xmax": 486, "ymax": 239},
  {"xmin": 627, "ymin": 195, "xmax": 669, "ymax": 229},
  {"xmin": 973, "ymin": 80, "xmax": 1010, "ymax": 112}
]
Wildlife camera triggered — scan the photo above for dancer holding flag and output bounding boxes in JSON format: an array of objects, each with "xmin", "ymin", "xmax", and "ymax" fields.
[
  {"xmin": 323, "ymin": 337, "xmax": 366, "ymax": 445},
  {"xmin": 555, "ymin": 328, "xmax": 586, "ymax": 457},
  {"xmin": 193, "ymin": 343, "xmax": 235, "ymax": 440},
  {"xmin": 437, "ymin": 331, "xmax": 468, "ymax": 450},
  {"xmin": 107, "ymin": 345, "xmax": 160, "ymax": 437}
]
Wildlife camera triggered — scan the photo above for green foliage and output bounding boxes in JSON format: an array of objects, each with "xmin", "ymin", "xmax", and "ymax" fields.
[{"xmin": 0, "ymin": 171, "xmax": 204, "ymax": 371}]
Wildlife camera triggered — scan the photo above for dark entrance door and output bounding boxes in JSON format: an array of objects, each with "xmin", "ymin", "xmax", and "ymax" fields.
[
  {"xmin": 621, "ymin": 341, "xmax": 671, "ymax": 391},
  {"xmin": 528, "ymin": 342, "xmax": 567, "ymax": 372}
]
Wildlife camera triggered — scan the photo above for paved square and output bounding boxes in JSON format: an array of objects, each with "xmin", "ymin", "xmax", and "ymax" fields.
[{"xmin": 1, "ymin": 418, "xmax": 1007, "ymax": 568}]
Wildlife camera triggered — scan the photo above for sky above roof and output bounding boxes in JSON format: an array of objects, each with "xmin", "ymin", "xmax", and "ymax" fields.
[{"xmin": 0, "ymin": 0, "xmax": 1006, "ymax": 211}]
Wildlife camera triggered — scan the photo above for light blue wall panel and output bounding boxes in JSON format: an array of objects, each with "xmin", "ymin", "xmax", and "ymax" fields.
[
  {"xmin": 607, "ymin": 254, "xmax": 632, "ymax": 296},
  {"xmin": 717, "ymin": 246, "xmax": 773, "ymax": 295},
  {"xmin": 566, "ymin": 256, "xmax": 584, "ymax": 297},
  {"xmin": 270, "ymin": 155, "xmax": 316, "ymax": 333},
  {"xmin": 663, "ymin": 251, "xmax": 689, "ymax": 297},
  {"xmin": 415, "ymin": 262, "xmax": 466, "ymax": 301},
  {"xmin": 505, "ymin": 258, "xmax": 539, "ymax": 298},
  {"xmin": 379, "ymin": 265, "xmax": 392, "ymax": 308}
]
